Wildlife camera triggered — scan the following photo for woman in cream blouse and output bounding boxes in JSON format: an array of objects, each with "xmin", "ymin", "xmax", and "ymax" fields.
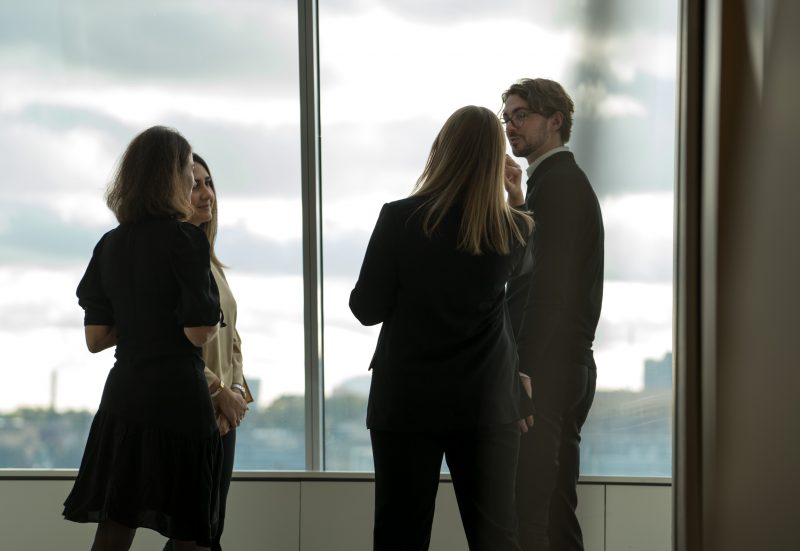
[{"xmin": 164, "ymin": 153, "xmax": 251, "ymax": 551}]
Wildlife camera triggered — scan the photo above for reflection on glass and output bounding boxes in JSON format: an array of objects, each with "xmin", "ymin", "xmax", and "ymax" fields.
[
  {"xmin": 320, "ymin": 0, "xmax": 678, "ymax": 475},
  {"xmin": 0, "ymin": 0, "xmax": 304, "ymax": 470}
]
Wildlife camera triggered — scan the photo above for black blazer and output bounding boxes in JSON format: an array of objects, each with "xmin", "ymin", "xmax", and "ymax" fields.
[
  {"xmin": 506, "ymin": 151, "xmax": 604, "ymax": 378},
  {"xmin": 350, "ymin": 196, "xmax": 529, "ymax": 431}
]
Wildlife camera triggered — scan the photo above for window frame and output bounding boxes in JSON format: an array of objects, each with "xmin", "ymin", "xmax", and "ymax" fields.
[{"xmin": 0, "ymin": 0, "xmax": 680, "ymax": 482}]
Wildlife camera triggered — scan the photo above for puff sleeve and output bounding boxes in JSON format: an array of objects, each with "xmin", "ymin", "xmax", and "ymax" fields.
[
  {"xmin": 170, "ymin": 222, "xmax": 222, "ymax": 327},
  {"xmin": 77, "ymin": 234, "xmax": 114, "ymax": 326}
]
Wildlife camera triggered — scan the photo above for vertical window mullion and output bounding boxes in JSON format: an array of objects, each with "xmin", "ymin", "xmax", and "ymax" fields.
[{"xmin": 298, "ymin": 0, "xmax": 325, "ymax": 471}]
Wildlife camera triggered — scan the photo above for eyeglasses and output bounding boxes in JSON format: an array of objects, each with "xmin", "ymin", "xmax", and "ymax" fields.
[{"xmin": 500, "ymin": 109, "xmax": 534, "ymax": 128}]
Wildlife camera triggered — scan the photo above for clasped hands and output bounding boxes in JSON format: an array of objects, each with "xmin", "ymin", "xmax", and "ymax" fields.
[
  {"xmin": 517, "ymin": 373, "xmax": 534, "ymax": 433},
  {"xmin": 214, "ymin": 386, "xmax": 248, "ymax": 436}
]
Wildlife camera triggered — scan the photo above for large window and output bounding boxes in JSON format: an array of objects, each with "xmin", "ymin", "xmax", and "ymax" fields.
[
  {"xmin": 0, "ymin": 0, "xmax": 305, "ymax": 470},
  {"xmin": 320, "ymin": 0, "xmax": 677, "ymax": 476},
  {"xmin": 2, "ymin": 0, "xmax": 676, "ymax": 477}
]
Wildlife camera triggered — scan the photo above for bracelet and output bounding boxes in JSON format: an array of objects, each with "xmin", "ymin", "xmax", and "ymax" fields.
[
  {"xmin": 231, "ymin": 383, "xmax": 245, "ymax": 396},
  {"xmin": 210, "ymin": 380, "xmax": 225, "ymax": 398}
]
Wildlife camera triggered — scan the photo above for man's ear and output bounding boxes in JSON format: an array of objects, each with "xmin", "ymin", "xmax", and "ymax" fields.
[{"xmin": 549, "ymin": 111, "xmax": 564, "ymax": 133}]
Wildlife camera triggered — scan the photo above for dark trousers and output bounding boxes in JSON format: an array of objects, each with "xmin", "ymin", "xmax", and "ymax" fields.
[
  {"xmin": 371, "ymin": 424, "xmax": 522, "ymax": 551},
  {"xmin": 163, "ymin": 428, "xmax": 236, "ymax": 551},
  {"xmin": 516, "ymin": 362, "xmax": 596, "ymax": 551}
]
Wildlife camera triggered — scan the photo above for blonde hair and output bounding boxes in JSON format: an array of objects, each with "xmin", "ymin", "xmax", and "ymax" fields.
[{"xmin": 413, "ymin": 105, "xmax": 533, "ymax": 255}]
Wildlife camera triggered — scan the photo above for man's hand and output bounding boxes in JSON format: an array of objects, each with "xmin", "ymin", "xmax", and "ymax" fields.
[
  {"xmin": 504, "ymin": 155, "xmax": 525, "ymax": 207},
  {"xmin": 517, "ymin": 373, "xmax": 534, "ymax": 433}
]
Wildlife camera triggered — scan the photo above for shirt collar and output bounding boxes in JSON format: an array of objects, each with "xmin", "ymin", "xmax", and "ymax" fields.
[{"xmin": 525, "ymin": 145, "xmax": 570, "ymax": 180}]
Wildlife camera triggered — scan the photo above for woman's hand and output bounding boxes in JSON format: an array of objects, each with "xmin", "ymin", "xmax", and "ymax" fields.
[{"xmin": 214, "ymin": 387, "xmax": 248, "ymax": 428}]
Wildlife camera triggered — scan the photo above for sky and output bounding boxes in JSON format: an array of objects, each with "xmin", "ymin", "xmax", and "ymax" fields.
[{"xmin": 0, "ymin": 0, "xmax": 678, "ymax": 412}]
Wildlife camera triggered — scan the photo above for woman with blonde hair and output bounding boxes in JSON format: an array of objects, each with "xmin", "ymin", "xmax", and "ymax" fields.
[
  {"xmin": 64, "ymin": 126, "xmax": 223, "ymax": 551},
  {"xmin": 350, "ymin": 105, "xmax": 534, "ymax": 551}
]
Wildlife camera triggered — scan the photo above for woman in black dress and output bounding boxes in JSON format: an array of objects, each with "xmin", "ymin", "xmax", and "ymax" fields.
[
  {"xmin": 350, "ymin": 106, "xmax": 535, "ymax": 550},
  {"xmin": 63, "ymin": 126, "xmax": 223, "ymax": 551}
]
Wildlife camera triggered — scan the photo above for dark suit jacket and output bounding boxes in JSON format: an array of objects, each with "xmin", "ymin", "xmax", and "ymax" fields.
[
  {"xmin": 506, "ymin": 151, "xmax": 604, "ymax": 380},
  {"xmin": 350, "ymin": 196, "xmax": 529, "ymax": 431}
]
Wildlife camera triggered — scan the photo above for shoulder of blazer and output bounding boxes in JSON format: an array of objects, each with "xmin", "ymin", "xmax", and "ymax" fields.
[
  {"xmin": 528, "ymin": 151, "xmax": 578, "ymax": 183},
  {"xmin": 384, "ymin": 195, "xmax": 427, "ymax": 214},
  {"xmin": 531, "ymin": 152, "xmax": 594, "ymax": 191},
  {"xmin": 526, "ymin": 152, "xmax": 598, "ymax": 214},
  {"xmin": 381, "ymin": 195, "xmax": 429, "ymax": 230}
]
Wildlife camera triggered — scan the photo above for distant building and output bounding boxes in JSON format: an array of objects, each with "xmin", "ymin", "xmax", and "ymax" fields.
[{"xmin": 644, "ymin": 352, "xmax": 672, "ymax": 390}]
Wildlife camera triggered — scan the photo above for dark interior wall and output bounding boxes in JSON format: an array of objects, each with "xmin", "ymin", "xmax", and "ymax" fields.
[{"xmin": 707, "ymin": 0, "xmax": 800, "ymax": 548}]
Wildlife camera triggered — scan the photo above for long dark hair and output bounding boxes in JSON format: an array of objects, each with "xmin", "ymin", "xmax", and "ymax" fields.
[
  {"xmin": 106, "ymin": 126, "xmax": 193, "ymax": 223},
  {"xmin": 192, "ymin": 153, "xmax": 225, "ymax": 269}
]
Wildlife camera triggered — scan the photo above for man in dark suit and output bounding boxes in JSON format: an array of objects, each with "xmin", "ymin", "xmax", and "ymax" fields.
[{"xmin": 501, "ymin": 79, "xmax": 604, "ymax": 551}]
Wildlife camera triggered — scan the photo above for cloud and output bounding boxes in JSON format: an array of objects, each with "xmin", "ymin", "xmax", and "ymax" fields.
[
  {"xmin": 1, "ymin": 0, "xmax": 678, "ymax": 204},
  {"xmin": 571, "ymin": 115, "xmax": 675, "ymax": 197},
  {"xmin": 0, "ymin": 265, "xmax": 86, "ymax": 332},
  {"xmin": 572, "ymin": 81, "xmax": 647, "ymax": 118},
  {"xmin": 0, "ymin": 0, "xmax": 678, "ymax": 280},
  {"xmin": 0, "ymin": 184, "xmax": 675, "ymax": 286},
  {"xmin": 323, "ymin": 193, "xmax": 676, "ymax": 285},
  {"xmin": 571, "ymin": 31, "xmax": 679, "ymax": 83},
  {"xmin": 568, "ymin": 72, "xmax": 677, "ymax": 197},
  {"xmin": 0, "ymin": 0, "xmax": 298, "ymax": 90},
  {"xmin": 216, "ymin": 223, "xmax": 373, "ymax": 279},
  {"xmin": 600, "ymin": 193, "xmax": 674, "ymax": 283},
  {"xmin": 319, "ymin": 117, "xmax": 436, "ymax": 198},
  {"xmin": 0, "ymin": 113, "xmax": 121, "ymax": 199},
  {"xmin": 174, "ymin": 118, "xmax": 302, "ymax": 198},
  {"xmin": 0, "ymin": 75, "xmax": 302, "ymax": 129},
  {"xmin": 0, "ymin": 199, "xmax": 366, "ymax": 279},
  {"xmin": 0, "ymin": 0, "xmax": 680, "ymax": 413},
  {"xmin": 577, "ymin": 0, "xmax": 679, "ymax": 36},
  {"xmin": 1, "ymin": 105, "xmax": 303, "ymax": 201},
  {"xmin": 322, "ymin": 0, "xmax": 677, "ymax": 35},
  {"xmin": 0, "ymin": 201, "xmax": 306, "ymax": 276},
  {"xmin": 0, "ymin": 203, "xmax": 106, "ymax": 266},
  {"xmin": 215, "ymin": 224, "xmax": 302, "ymax": 276}
]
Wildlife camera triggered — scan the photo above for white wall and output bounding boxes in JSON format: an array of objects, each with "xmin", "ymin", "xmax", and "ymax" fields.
[{"xmin": 0, "ymin": 473, "xmax": 670, "ymax": 550}]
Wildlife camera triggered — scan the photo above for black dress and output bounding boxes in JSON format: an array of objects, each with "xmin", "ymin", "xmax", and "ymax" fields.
[{"xmin": 63, "ymin": 218, "xmax": 223, "ymax": 547}]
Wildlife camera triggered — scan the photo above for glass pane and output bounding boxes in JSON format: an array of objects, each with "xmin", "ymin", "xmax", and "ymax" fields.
[
  {"xmin": 320, "ymin": 0, "xmax": 678, "ymax": 475},
  {"xmin": 0, "ymin": 0, "xmax": 304, "ymax": 469}
]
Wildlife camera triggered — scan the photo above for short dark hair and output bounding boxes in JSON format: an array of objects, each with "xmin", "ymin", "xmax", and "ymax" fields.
[
  {"xmin": 105, "ymin": 126, "xmax": 193, "ymax": 223},
  {"xmin": 502, "ymin": 78, "xmax": 575, "ymax": 143}
]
